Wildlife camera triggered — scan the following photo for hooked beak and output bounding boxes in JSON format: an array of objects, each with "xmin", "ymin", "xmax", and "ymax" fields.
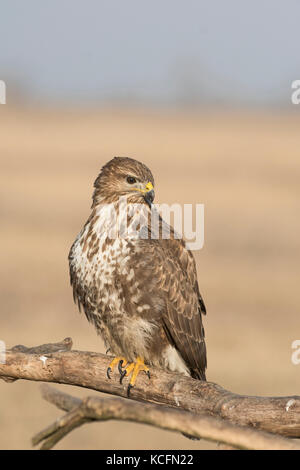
[
  {"xmin": 143, "ymin": 182, "xmax": 155, "ymax": 206},
  {"xmin": 144, "ymin": 188, "xmax": 155, "ymax": 206},
  {"xmin": 131, "ymin": 181, "xmax": 155, "ymax": 206}
]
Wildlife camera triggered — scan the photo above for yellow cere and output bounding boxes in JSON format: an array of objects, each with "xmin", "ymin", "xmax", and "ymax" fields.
[
  {"xmin": 132, "ymin": 181, "xmax": 154, "ymax": 194},
  {"xmin": 145, "ymin": 182, "xmax": 153, "ymax": 192}
]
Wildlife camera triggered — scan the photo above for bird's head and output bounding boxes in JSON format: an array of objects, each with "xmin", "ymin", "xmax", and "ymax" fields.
[{"xmin": 92, "ymin": 157, "xmax": 155, "ymax": 207}]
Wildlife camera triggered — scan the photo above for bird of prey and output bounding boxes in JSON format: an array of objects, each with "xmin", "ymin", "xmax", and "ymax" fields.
[{"xmin": 69, "ymin": 157, "xmax": 207, "ymax": 395}]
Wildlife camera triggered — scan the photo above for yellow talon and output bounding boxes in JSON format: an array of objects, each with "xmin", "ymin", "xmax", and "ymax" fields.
[
  {"xmin": 119, "ymin": 356, "xmax": 151, "ymax": 396},
  {"xmin": 122, "ymin": 362, "xmax": 135, "ymax": 377},
  {"xmin": 107, "ymin": 356, "xmax": 128, "ymax": 379}
]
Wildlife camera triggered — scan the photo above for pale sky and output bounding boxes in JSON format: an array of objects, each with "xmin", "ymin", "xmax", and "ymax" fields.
[{"xmin": 0, "ymin": 0, "xmax": 299, "ymax": 106}]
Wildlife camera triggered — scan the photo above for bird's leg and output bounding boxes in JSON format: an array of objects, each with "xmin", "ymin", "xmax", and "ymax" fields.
[
  {"xmin": 119, "ymin": 356, "xmax": 151, "ymax": 396},
  {"xmin": 107, "ymin": 356, "xmax": 128, "ymax": 379}
]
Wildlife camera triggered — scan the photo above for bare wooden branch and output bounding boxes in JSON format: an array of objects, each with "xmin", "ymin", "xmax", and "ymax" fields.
[
  {"xmin": 40, "ymin": 383, "xmax": 82, "ymax": 412},
  {"xmin": 0, "ymin": 338, "xmax": 73, "ymax": 383},
  {"xmin": 1, "ymin": 339, "xmax": 300, "ymax": 450},
  {"xmin": 32, "ymin": 385, "xmax": 300, "ymax": 450},
  {"xmin": 10, "ymin": 337, "xmax": 73, "ymax": 355}
]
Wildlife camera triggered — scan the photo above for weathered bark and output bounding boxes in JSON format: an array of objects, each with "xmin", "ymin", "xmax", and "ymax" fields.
[
  {"xmin": 1, "ymin": 339, "xmax": 300, "ymax": 449},
  {"xmin": 32, "ymin": 385, "xmax": 300, "ymax": 450}
]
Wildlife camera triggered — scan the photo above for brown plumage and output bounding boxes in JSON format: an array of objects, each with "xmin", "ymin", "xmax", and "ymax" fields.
[{"xmin": 69, "ymin": 156, "xmax": 207, "ymax": 384}]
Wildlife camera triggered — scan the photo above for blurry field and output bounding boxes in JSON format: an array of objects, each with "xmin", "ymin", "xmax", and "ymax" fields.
[{"xmin": 0, "ymin": 106, "xmax": 300, "ymax": 449}]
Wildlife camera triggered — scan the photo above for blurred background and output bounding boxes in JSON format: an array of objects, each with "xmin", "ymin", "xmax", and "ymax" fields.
[{"xmin": 1, "ymin": 0, "xmax": 300, "ymax": 450}]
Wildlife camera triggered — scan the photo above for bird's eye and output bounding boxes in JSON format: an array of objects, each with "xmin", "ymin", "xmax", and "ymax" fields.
[{"xmin": 126, "ymin": 176, "xmax": 137, "ymax": 184}]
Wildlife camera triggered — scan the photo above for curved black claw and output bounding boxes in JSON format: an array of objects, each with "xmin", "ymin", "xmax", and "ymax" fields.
[
  {"xmin": 127, "ymin": 383, "xmax": 133, "ymax": 397},
  {"xmin": 120, "ymin": 370, "xmax": 127, "ymax": 384},
  {"xmin": 107, "ymin": 367, "xmax": 112, "ymax": 379},
  {"xmin": 118, "ymin": 359, "xmax": 124, "ymax": 375}
]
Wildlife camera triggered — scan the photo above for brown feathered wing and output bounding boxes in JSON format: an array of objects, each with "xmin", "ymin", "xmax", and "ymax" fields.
[{"xmin": 138, "ymin": 237, "xmax": 207, "ymax": 380}]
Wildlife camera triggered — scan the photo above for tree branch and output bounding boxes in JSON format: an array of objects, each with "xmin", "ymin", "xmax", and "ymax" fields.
[
  {"xmin": 32, "ymin": 385, "xmax": 300, "ymax": 450},
  {"xmin": 1, "ymin": 339, "xmax": 300, "ymax": 449}
]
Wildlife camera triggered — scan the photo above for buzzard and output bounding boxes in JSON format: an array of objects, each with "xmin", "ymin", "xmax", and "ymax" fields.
[{"xmin": 69, "ymin": 157, "xmax": 207, "ymax": 395}]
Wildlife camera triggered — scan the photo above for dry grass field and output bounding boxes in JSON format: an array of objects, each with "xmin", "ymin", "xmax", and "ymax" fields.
[{"xmin": 0, "ymin": 106, "xmax": 299, "ymax": 449}]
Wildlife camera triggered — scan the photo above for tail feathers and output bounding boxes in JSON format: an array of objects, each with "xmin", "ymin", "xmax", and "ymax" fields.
[{"xmin": 191, "ymin": 368, "xmax": 206, "ymax": 381}]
